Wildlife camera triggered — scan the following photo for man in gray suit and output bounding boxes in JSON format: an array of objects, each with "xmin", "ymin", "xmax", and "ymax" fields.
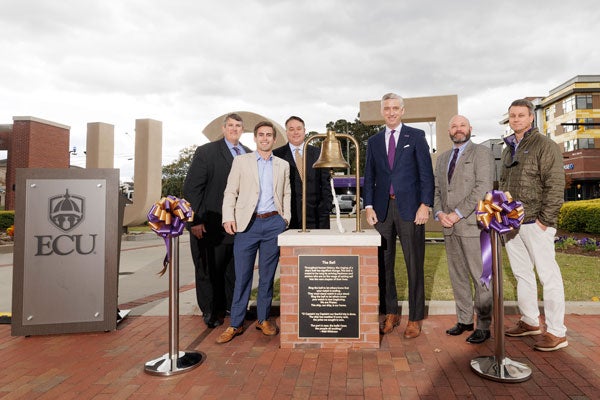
[{"xmin": 433, "ymin": 115, "xmax": 494, "ymax": 344}]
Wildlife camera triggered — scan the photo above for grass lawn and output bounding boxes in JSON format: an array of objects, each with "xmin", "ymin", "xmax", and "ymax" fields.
[
  {"xmin": 265, "ymin": 242, "xmax": 600, "ymax": 302},
  {"xmin": 396, "ymin": 243, "xmax": 600, "ymax": 302},
  {"xmin": 131, "ymin": 224, "xmax": 599, "ymax": 302}
]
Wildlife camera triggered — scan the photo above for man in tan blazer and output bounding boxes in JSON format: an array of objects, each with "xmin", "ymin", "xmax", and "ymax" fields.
[
  {"xmin": 433, "ymin": 115, "xmax": 494, "ymax": 344},
  {"xmin": 217, "ymin": 121, "xmax": 291, "ymax": 344}
]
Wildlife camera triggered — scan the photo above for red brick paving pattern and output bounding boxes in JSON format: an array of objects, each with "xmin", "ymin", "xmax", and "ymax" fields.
[{"xmin": 1, "ymin": 314, "xmax": 599, "ymax": 399}]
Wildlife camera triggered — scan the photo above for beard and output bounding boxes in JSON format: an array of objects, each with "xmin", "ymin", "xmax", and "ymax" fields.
[{"xmin": 450, "ymin": 131, "xmax": 471, "ymax": 144}]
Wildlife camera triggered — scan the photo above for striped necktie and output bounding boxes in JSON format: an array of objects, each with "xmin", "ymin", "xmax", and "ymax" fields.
[{"xmin": 447, "ymin": 148, "xmax": 459, "ymax": 183}]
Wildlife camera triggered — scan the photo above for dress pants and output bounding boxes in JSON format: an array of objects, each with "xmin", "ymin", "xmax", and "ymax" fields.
[
  {"xmin": 444, "ymin": 234, "xmax": 492, "ymax": 329},
  {"xmin": 229, "ymin": 214, "xmax": 287, "ymax": 328},
  {"xmin": 189, "ymin": 234, "xmax": 235, "ymax": 318},
  {"xmin": 504, "ymin": 223, "xmax": 567, "ymax": 337},
  {"xmin": 375, "ymin": 198, "xmax": 425, "ymax": 321}
]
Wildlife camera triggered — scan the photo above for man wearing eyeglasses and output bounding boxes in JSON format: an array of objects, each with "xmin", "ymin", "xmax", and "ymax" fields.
[{"xmin": 499, "ymin": 99, "xmax": 567, "ymax": 352}]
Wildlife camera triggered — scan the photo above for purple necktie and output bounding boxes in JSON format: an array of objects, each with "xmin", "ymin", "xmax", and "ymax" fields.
[
  {"xmin": 233, "ymin": 146, "xmax": 241, "ymax": 156},
  {"xmin": 388, "ymin": 130, "xmax": 396, "ymax": 169},
  {"xmin": 388, "ymin": 130, "xmax": 396, "ymax": 195},
  {"xmin": 447, "ymin": 148, "xmax": 459, "ymax": 183}
]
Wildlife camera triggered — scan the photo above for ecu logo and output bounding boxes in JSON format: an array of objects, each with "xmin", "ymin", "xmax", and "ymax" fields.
[{"xmin": 49, "ymin": 189, "xmax": 85, "ymax": 232}]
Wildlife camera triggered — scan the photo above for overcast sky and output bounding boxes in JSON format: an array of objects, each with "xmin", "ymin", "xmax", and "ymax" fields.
[{"xmin": 2, "ymin": 0, "xmax": 599, "ymax": 181}]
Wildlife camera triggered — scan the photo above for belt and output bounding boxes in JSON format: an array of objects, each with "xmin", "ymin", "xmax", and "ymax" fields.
[
  {"xmin": 389, "ymin": 194, "xmax": 396, "ymax": 199},
  {"xmin": 253, "ymin": 211, "xmax": 278, "ymax": 219}
]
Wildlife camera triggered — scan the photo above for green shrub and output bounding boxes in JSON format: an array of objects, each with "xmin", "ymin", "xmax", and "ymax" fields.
[
  {"xmin": 558, "ymin": 199, "xmax": 600, "ymax": 234},
  {"xmin": 0, "ymin": 211, "xmax": 15, "ymax": 231}
]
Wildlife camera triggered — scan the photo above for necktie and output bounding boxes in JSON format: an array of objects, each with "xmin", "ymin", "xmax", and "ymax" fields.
[
  {"xmin": 388, "ymin": 130, "xmax": 396, "ymax": 195},
  {"xmin": 447, "ymin": 148, "xmax": 459, "ymax": 183},
  {"xmin": 233, "ymin": 146, "xmax": 241, "ymax": 156},
  {"xmin": 295, "ymin": 147, "xmax": 304, "ymax": 180},
  {"xmin": 387, "ymin": 130, "xmax": 396, "ymax": 169}
]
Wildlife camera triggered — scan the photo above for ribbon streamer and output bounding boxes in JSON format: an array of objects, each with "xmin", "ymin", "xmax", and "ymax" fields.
[
  {"xmin": 147, "ymin": 196, "xmax": 194, "ymax": 276},
  {"xmin": 475, "ymin": 190, "xmax": 524, "ymax": 287}
]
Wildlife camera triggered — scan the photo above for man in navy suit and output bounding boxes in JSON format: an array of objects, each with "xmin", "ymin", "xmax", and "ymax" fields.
[
  {"xmin": 364, "ymin": 93, "xmax": 434, "ymax": 338},
  {"xmin": 273, "ymin": 116, "xmax": 332, "ymax": 230}
]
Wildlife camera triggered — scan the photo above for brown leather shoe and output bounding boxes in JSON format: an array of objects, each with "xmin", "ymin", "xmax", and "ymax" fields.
[
  {"xmin": 533, "ymin": 332, "xmax": 568, "ymax": 352},
  {"xmin": 404, "ymin": 320, "xmax": 422, "ymax": 339},
  {"xmin": 380, "ymin": 314, "xmax": 400, "ymax": 334},
  {"xmin": 255, "ymin": 319, "xmax": 278, "ymax": 336},
  {"xmin": 505, "ymin": 320, "xmax": 542, "ymax": 337},
  {"xmin": 216, "ymin": 326, "xmax": 244, "ymax": 344}
]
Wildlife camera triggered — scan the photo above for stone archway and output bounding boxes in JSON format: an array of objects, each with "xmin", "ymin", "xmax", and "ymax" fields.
[{"xmin": 202, "ymin": 111, "xmax": 287, "ymax": 147}]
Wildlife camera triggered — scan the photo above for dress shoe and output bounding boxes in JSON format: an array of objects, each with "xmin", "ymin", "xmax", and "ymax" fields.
[
  {"xmin": 205, "ymin": 318, "xmax": 223, "ymax": 329},
  {"xmin": 466, "ymin": 329, "xmax": 491, "ymax": 344},
  {"xmin": 255, "ymin": 319, "xmax": 278, "ymax": 336},
  {"xmin": 216, "ymin": 326, "xmax": 244, "ymax": 344},
  {"xmin": 446, "ymin": 322, "xmax": 474, "ymax": 336},
  {"xmin": 404, "ymin": 320, "xmax": 422, "ymax": 339},
  {"xmin": 203, "ymin": 314, "xmax": 223, "ymax": 329},
  {"xmin": 380, "ymin": 314, "xmax": 400, "ymax": 334},
  {"xmin": 534, "ymin": 332, "xmax": 568, "ymax": 352}
]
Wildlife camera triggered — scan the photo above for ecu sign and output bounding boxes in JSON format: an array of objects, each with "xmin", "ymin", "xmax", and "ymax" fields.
[{"xmin": 11, "ymin": 169, "xmax": 120, "ymax": 336}]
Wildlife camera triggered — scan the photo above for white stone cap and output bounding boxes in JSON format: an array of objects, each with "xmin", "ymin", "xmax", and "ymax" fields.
[
  {"xmin": 278, "ymin": 229, "xmax": 381, "ymax": 247},
  {"xmin": 13, "ymin": 116, "xmax": 70, "ymax": 130}
]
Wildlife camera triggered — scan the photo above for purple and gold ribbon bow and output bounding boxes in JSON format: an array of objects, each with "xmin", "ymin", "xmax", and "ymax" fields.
[
  {"xmin": 475, "ymin": 190, "xmax": 524, "ymax": 287},
  {"xmin": 147, "ymin": 196, "xmax": 194, "ymax": 276}
]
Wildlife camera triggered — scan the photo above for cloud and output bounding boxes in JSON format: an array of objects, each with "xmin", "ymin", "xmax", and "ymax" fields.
[{"xmin": 1, "ymin": 0, "xmax": 599, "ymax": 180}]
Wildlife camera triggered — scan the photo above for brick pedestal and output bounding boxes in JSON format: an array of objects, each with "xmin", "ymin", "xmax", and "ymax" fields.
[{"xmin": 278, "ymin": 230, "xmax": 380, "ymax": 349}]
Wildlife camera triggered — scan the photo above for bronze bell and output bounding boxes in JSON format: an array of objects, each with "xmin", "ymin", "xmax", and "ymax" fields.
[{"xmin": 312, "ymin": 130, "xmax": 350, "ymax": 169}]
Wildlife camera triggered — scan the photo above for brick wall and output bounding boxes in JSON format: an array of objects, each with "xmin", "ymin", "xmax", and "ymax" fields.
[
  {"xmin": 5, "ymin": 117, "xmax": 70, "ymax": 209},
  {"xmin": 279, "ymin": 241, "xmax": 380, "ymax": 349}
]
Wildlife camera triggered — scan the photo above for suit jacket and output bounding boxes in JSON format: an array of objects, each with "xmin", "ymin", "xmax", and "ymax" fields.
[
  {"xmin": 273, "ymin": 144, "xmax": 332, "ymax": 229},
  {"xmin": 222, "ymin": 152, "xmax": 291, "ymax": 232},
  {"xmin": 182, "ymin": 139, "xmax": 251, "ymax": 245},
  {"xmin": 364, "ymin": 125, "xmax": 434, "ymax": 221},
  {"xmin": 433, "ymin": 140, "xmax": 493, "ymax": 237}
]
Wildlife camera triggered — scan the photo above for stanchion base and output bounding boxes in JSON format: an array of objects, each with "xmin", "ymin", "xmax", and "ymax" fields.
[
  {"xmin": 470, "ymin": 356, "xmax": 532, "ymax": 383},
  {"xmin": 144, "ymin": 350, "xmax": 206, "ymax": 376}
]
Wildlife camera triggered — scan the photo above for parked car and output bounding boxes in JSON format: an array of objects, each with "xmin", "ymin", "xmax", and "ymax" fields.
[{"xmin": 332, "ymin": 195, "xmax": 363, "ymax": 213}]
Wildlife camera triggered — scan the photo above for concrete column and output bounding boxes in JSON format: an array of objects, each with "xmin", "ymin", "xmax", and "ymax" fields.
[
  {"xmin": 86, "ymin": 122, "xmax": 115, "ymax": 169},
  {"xmin": 123, "ymin": 119, "xmax": 162, "ymax": 226}
]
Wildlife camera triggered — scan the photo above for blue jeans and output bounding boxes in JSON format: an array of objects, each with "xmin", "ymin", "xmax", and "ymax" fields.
[{"xmin": 229, "ymin": 214, "xmax": 287, "ymax": 328}]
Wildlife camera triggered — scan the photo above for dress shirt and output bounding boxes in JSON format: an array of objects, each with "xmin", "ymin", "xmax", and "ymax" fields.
[
  {"xmin": 255, "ymin": 152, "xmax": 277, "ymax": 214},
  {"xmin": 225, "ymin": 138, "xmax": 245, "ymax": 157},
  {"xmin": 385, "ymin": 124, "xmax": 402, "ymax": 153}
]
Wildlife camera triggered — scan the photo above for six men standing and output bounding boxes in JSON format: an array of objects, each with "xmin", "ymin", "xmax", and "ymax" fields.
[{"xmin": 182, "ymin": 96, "xmax": 568, "ymax": 352}]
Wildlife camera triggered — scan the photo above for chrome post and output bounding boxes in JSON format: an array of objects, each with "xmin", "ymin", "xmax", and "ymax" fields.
[
  {"xmin": 144, "ymin": 236, "xmax": 205, "ymax": 376},
  {"xmin": 470, "ymin": 230, "xmax": 532, "ymax": 382}
]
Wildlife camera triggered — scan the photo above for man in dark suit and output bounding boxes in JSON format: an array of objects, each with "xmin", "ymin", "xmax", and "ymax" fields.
[
  {"xmin": 273, "ymin": 116, "xmax": 332, "ymax": 230},
  {"xmin": 183, "ymin": 113, "xmax": 251, "ymax": 328},
  {"xmin": 364, "ymin": 93, "xmax": 434, "ymax": 338},
  {"xmin": 433, "ymin": 115, "xmax": 493, "ymax": 344}
]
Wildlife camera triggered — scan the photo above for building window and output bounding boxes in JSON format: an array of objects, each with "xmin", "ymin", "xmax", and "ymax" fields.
[
  {"xmin": 579, "ymin": 138, "xmax": 595, "ymax": 149},
  {"xmin": 545, "ymin": 107, "xmax": 552, "ymax": 121},
  {"xmin": 563, "ymin": 119, "xmax": 576, "ymax": 132},
  {"xmin": 580, "ymin": 118, "xmax": 594, "ymax": 130},
  {"xmin": 563, "ymin": 96, "xmax": 575, "ymax": 113},
  {"xmin": 576, "ymin": 95, "xmax": 593, "ymax": 109}
]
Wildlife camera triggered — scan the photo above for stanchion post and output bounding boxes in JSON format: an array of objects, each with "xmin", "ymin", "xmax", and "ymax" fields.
[
  {"xmin": 144, "ymin": 236, "xmax": 205, "ymax": 376},
  {"xmin": 470, "ymin": 230, "xmax": 532, "ymax": 383}
]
